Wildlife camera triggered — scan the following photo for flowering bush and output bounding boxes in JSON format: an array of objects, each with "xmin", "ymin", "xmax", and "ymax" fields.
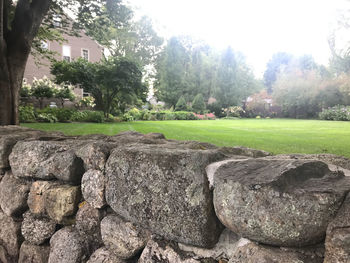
[
  {"xmin": 319, "ymin": 105, "xmax": 350, "ymax": 121},
  {"xmin": 223, "ymin": 106, "xmax": 245, "ymax": 118},
  {"xmin": 79, "ymin": 96, "xmax": 96, "ymax": 108},
  {"xmin": 193, "ymin": 113, "xmax": 216, "ymax": 120}
]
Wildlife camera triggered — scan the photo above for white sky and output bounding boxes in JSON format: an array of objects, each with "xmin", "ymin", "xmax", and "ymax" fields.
[{"xmin": 126, "ymin": 0, "xmax": 350, "ymax": 77}]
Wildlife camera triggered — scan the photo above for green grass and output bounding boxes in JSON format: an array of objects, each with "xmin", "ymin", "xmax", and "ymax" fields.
[{"xmin": 22, "ymin": 119, "xmax": 350, "ymax": 158}]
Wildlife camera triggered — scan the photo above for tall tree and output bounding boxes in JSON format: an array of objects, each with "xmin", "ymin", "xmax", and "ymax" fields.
[
  {"xmin": 51, "ymin": 57, "xmax": 146, "ymax": 116},
  {"xmin": 0, "ymin": 0, "xmax": 129, "ymax": 125},
  {"xmin": 263, "ymin": 52, "xmax": 293, "ymax": 93},
  {"xmin": 154, "ymin": 37, "xmax": 190, "ymax": 106},
  {"xmin": 214, "ymin": 47, "xmax": 258, "ymax": 108},
  {"xmin": 0, "ymin": 0, "xmax": 52, "ymax": 125}
]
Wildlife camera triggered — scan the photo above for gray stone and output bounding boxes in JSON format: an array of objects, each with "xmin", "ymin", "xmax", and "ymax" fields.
[
  {"xmin": 213, "ymin": 158, "xmax": 350, "ymax": 247},
  {"xmin": 0, "ymin": 245, "xmax": 9, "ymax": 263},
  {"xmin": 87, "ymin": 247, "xmax": 126, "ymax": 263},
  {"xmin": 105, "ymin": 144, "xmax": 225, "ymax": 248},
  {"xmin": 75, "ymin": 142, "xmax": 111, "ymax": 171},
  {"xmin": 81, "ymin": 170, "xmax": 107, "ymax": 209},
  {"xmin": 324, "ymin": 193, "xmax": 350, "ymax": 262},
  {"xmin": 101, "ymin": 214, "xmax": 149, "ymax": 259},
  {"xmin": 179, "ymin": 228, "xmax": 240, "ymax": 261},
  {"xmin": 228, "ymin": 239, "xmax": 323, "ymax": 263},
  {"xmin": 18, "ymin": 242, "xmax": 50, "ymax": 263},
  {"xmin": 9, "ymin": 141, "xmax": 84, "ymax": 183},
  {"xmin": 21, "ymin": 211, "xmax": 56, "ymax": 245},
  {"xmin": 0, "ymin": 209, "xmax": 22, "ymax": 261},
  {"xmin": 138, "ymin": 239, "xmax": 200, "ymax": 263},
  {"xmin": 28, "ymin": 181, "xmax": 82, "ymax": 223},
  {"xmin": 143, "ymin": 132, "xmax": 166, "ymax": 140},
  {"xmin": 219, "ymin": 146, "xmax": 270, "ymax": 158},
  {"xmin": 267, "ymin": 153, "xmax": 350, "ymax": 170},
  {"xmin": 44, "ymin": 184, "xmax": 81, "ymax": 223},
  {"xmin": 0, "ymin": 171, "xmax": 31, "ymax": 217},
  {"xmin": 75, "ymin": 202, "xmax": 105, "ymax": 255},
  {"xmin": 0, "ymin": 126, "xmax": 61, "ymax": 170},
  {"xmin": 48, "ymin": 227, "xmax": 87, "ymax": 263}
]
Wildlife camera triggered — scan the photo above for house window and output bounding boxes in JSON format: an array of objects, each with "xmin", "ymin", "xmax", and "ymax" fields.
[
  {"xmin": 62, "ymin": 45, "xmax": 71, "ymax": 62},
  {"xmin": 53, "ymin": 14, "xmax": 62, "ymax": 27},
  {"xmin": 82, "ymin": 49, "xmax": 89, "ymax": 61},
  {"xmin": 41, "ymin": 41, "xmax": 49, "ymax": 50}
]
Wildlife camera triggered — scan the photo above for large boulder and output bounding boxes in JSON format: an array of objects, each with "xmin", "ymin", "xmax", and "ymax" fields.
[
  {"xmin": 267, "ymin": 153, "xmax": 350, "ymax": 171},
  {"xmin": 48, "ymin": 227, "xmax": 87, "ymax": 263},
  {"xmin": 228, "ymin": 239, "xmax": 323, "ymax": 263},
  {"xmin": 75, "ymin": 202, "xmax": 105, "ymax": 255},
  {"xmin": 10, "ymin": 141, "xmax": 84, "ymax": 184},
  {"xmin": 219, "ymin": 146, "xmax": 270, "ymax": 158},
  {"xmin": 213, "ymin": 158, "xmax": 350, "ymax": 247},
  {"xmin": 105, "ymin": 144, "xmax": 225, "ymax": 248},
  {"xmin": 100, "ymin": 214, "xmax": 149, "ymax": 260},
  {"xmin": 21, "ymin": 211, "xmax": 56, "ymax": 245},
  {"xmin": 0, "ymin": 126, "xmax": 63, "ymax": 170},
  {"xmin": 0, "ymin": 209, "xmax": 22, "ymax": 262},
  {"xmin": 18, "ymin": 242, "xmax": 50, "ymax": 263},
  {"xmin": 81, "ymin": 170, "xmax": 107, "ymax": 209},
  {"xmin": 324, "ymin": 193, "xmax": 350, "ymax": 262},
  {"xmin": 0, "ymin": 171, "xmax": 31, "ymax": 217}
]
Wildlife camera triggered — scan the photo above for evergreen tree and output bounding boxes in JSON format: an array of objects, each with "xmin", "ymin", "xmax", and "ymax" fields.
[
  {"xmin": 192, "ymin": 93, "xmax": 206, "ymax": 113},
  {"xmin": 175, "ymin": 96, "xmax": 187, "ymax": 111}
]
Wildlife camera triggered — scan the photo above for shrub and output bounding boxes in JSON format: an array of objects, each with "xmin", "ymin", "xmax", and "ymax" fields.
[
  {"xmin": 54, "ymin": 84, "xmax": 75, "ymax": 107},
  {"xmin": 20, "ymin": 83, "xmax": 32, "ymax": 97},
  {"xmin": 164, "ymin": 111, "xmax": 176, "ymax": 120},
  {"xmin": 37, "ymin": 108, "xmax": 75, "ymax": 123},
  {"xmin": 70, "ymin": 110, "xmax": 104, "ymax": 123},
  {"xmin": 128, "ymin": 108, "xmax": 141, "ymax": 120},
  {"xmin": 31, "ymin": 77, "xmax": 57, "ymax": 109},
  {"xmin": 223, "ymin": 106, "xmax": 245, "ymax": 118},
  {"xmin": 122, "ymin": 113, "xmax": 134, "ymax": 122},
  {"xmin": 105, "ymin": 114, "xmax": 115, "ymax": 122},
  {"xmin": 319, "ymin": 105, "xmax": 350, "ymax": 121},
  {"xmin": 175, "ymin": 96, "xmax": 187, "ymax": 111},
  {"xmin": 194, "ymin": 113, "xmax": 216, "ymax": 120},
  {"xmin": 174, "ymin": 111, "xmax": 197, "ymax": 120},
  {"xmin": 84, "ymin": 111, "xmax": 105, "ymax": 123},
  {"xmin": 71, "ymin": 111, "xmax": 88, "ymax": 122},
  {"xmin": 19, "ymin": 105, "xmax": 36, "ymax": 123},
  {"xmin": 192, "ymin": 94, "xmax": 206, "ymax": 114},
  {"xmin": 37, "ymin": 113, "xmax": 58, "ymax": 123},
  {"xmin": 142, "ymin": 111, "xmax": 152, "ymax": 120},
  {"xmin": 79, "ymin": 96, "xmax": 96, "ymax": 108}
]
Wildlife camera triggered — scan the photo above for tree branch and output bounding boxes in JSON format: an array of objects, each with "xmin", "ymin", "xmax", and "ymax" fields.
[{"xmin": 8, "ymin": 0, "xmax": 52, "ymax": 55}]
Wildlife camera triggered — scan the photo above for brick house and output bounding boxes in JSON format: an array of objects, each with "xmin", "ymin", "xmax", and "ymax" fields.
[{"xmin": 24, "ymin": 28, "xmax": 103, "ymax": 86}]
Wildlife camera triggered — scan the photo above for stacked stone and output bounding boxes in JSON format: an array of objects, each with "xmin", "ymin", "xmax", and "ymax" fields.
[{"xmin": 1, "ymin": 126, "xmax": 350, "ymax": 263}]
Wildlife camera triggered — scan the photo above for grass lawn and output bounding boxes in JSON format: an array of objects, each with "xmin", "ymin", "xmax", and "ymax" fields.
[{"xmin": 22, "ymin": 119, "xmax": 350, "ymax": 158}]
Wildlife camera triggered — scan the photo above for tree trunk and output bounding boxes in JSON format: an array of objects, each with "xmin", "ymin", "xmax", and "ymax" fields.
[{"xmin": 0, "ymin": 0, "xmax": 52, "ymax": 125}]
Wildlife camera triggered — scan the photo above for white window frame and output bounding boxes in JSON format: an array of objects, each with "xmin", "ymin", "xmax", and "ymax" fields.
[
  {"xmin": 53, "ymin": 14, "xmax": 62, "ymax": 27},
  {"xmin": 81, "ymin": 48, "xmax": 89, "ymax": 61},
  {"xmin": 62, "ymin": 45, "xmax": 71, "ymax": 62},
  {"xmin": 41, "ymin": 41, "xmax": 49, "ymax": 50}
]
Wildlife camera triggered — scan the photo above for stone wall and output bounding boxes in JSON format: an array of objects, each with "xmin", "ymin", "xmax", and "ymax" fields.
[{"xmin": 1, "ymin": 126, "xmax": 350, "ymax": 263}]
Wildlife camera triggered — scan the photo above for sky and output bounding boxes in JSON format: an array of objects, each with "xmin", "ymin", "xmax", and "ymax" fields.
[{"xmin": 126, "ymin": 0, "xmax": 350, "ymax": 77}]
